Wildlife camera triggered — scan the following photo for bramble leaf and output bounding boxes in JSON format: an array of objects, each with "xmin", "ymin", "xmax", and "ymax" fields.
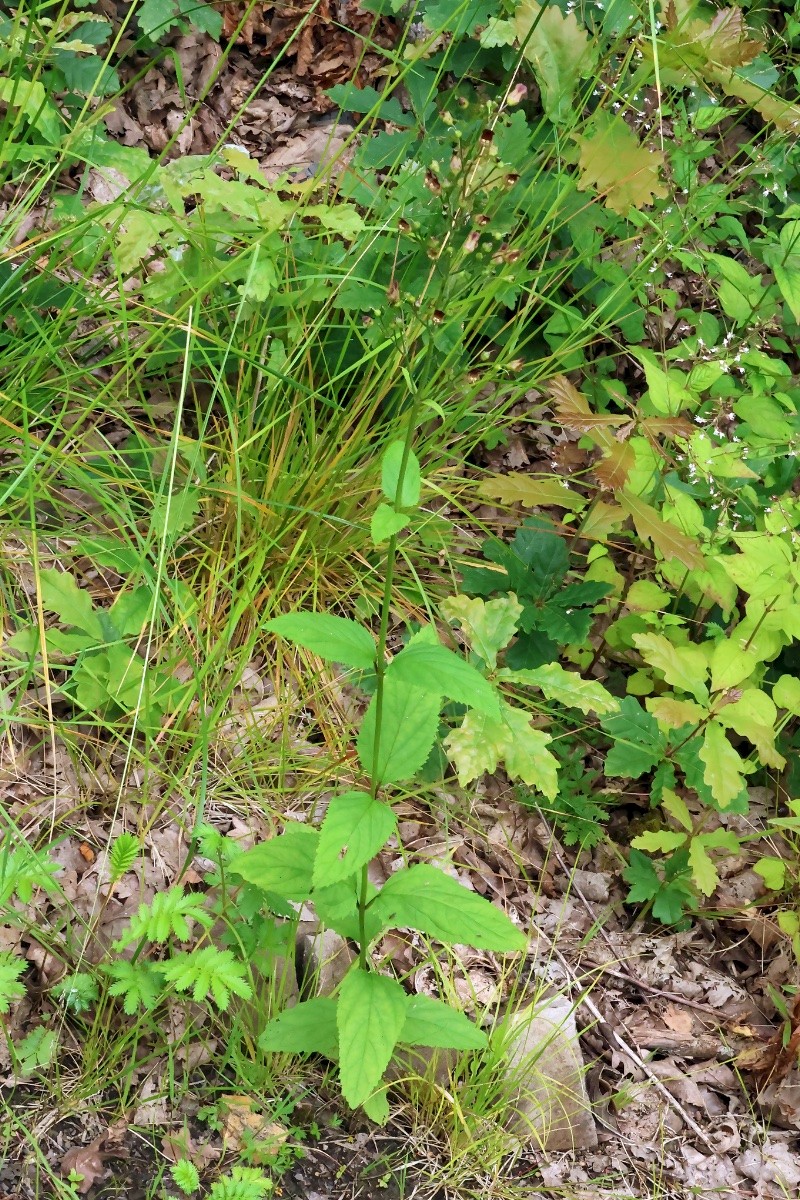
[
  {"xmin": 357, "ymin": 675, "xmax": 441, "ymax": 784},
  {"xmin": 388, "ymin": 641, "xmax": 499, "ymax": 715},
  {"xmin": 313, "ymin": 792, "xmax": 396, "ymax": 888},
  {"xmin": 373, "ymin": 863, "xmax": 526, "ymax": 951},
  {"xmin": 337, "ymin": 971, "xmax": 408, "ymax": 1108},
  {"xmin": 266, "ymin": 612, "xmax": 376, "ymax": 669},
  {"xmin": 230, "ymin": 825, "xmax": 319, "ymax": 901},
  {"xmin": 400, "ymin": 994, "xmax": 486, "ymax": 1049},
  {"xmin": 602, "ymin": 698, "xmax": 667, "ymax": 778}
]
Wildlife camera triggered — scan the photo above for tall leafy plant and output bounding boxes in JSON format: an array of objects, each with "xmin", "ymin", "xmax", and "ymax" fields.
[{"xmin": 229, "ymin": 433, "xmax": 529, "ymax": 1121}]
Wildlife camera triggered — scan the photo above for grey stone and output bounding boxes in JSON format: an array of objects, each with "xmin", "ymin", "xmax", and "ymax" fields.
[
  {"xmin": 502, "ymin": 997, "xmax": 598, "ymax": 1151},
  {"xmin": 296, "ymin": 924, "xmax": 355, "ymax": 997}
]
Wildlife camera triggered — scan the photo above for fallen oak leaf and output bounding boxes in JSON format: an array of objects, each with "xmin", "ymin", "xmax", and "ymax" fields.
[{"xmin": 60, "ymin": 1138, "xmax": 110, "ymax": 1195}]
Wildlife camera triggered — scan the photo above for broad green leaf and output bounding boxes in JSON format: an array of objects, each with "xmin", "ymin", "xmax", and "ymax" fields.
[
  {"xmin": 399, "ymin": 994, "xmax": 486, "ymax": 1050},
  {"xmin": 573, "ymin": 112, "xmax": 668, "ymax": 215},
  {"xmin": 259, "ymin": 997, "xmax": 339, "ymax": 1057},
  {"xmin": 39, "ymin": 569, "xmax": 104, "ymax": 639},
  {"xmin": 709, "ymin": 639, "xmax": 757, "ymax": 693},
  {"xmin": 772, "ymin": 219, "xmax": 800, "ymax": 322},
  {"xmin": 660, "ymin": 789, "xmax": 693, "ymax": 834},
  {"xmin": 108, "ymin": 586, "xmax": 151, "ymax": 639},
  {"xmin": 313, "ymin": 792, "xmax": 396, "ymax": 888},
  {"xmin": 501, "ymin": 662, "xmax": 617, "ymax": 715},
  {"xmin": 0, "ymin": 77, "xmax": 62, "ymax": 140},
  {"xmin": 266, "ymin": 612, "xmax": 376, "ymax": 669},
  {"xmin": 718, "ymin": 534, "xmax": 793, "ymax": 599},
  {"xmin": 774, "ymin": 674, "xmax": 800, "ymax": 715},
  {"xmin": 381, "ymin": 442, "xmax": 421, "ymax": 509},
  {"xmin": 630, "ymin": 830, "xmax": 688, "ymax": 854},
  {"xmin": 357, "ymin": 675, "xmax": 441, "ymax": 784},
  {"xmin": 646, "ymin": 696, "xmax": 707, "ymax": 730},
  {"xmin": 371, "ymin": 504, "xmax": 407, "ymax": 545},
  {"xmin": 445, "ymin": 702, "xmax": 558, "ymax": 798},
  {"xmin": 337, "ymin": 971, "xmax": 408, "ymax": 1108},
  {"xmin": 699, "ymin": 723, "xmax": 745, "ymax": 810},
  {"xmin": 361, "ymin": 1086, "xmax": 390, "ymax": 1125},
  {"xmin": 388, "ymin": 642, "xmax": 499, "ymax": 716},
  {"xmin": 313, "ymin": 876, "xmax": 384, "ymax": 944},
  {"xmin": 373, "ymin": 863, "xmax": 526, "ymax": 951},
  {"xmin": 688, "ymin": 830, "xmax": 740, "ymax": 897},
  {"xmin": 440, "ymin": 595, "xmax": 522, "ymax": 669},
  {"xmin": 631, "ymin": 348, "xmax": 696, "ymax": 414},
  {"xmin": 602, "ymin": 698, "xmax": 667, "ymax": 778},
  {"xmin": 633, "ymin": 633, "xmax": 708, "ymax": 703},
  {"xmin": 754, "ymin": 857, "xmax": 786, "ymax": 891},
  {"xmin": 514, "ymin": 0, "xmax": 598, "ymax": 125},
  {"xmin": 230, "ymin": 825, "xmax": 318, "ymax": 901},
  {"xmin": 717, "ymin": 688, "xmax": 783, "ymax": 769}
]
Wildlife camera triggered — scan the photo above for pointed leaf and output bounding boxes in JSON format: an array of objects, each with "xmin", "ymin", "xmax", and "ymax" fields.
[
  {"xmin": 381, "ymin": 442, "xmax": 421, "ymax": 508},
  {"xmin": 337, "ymin": 971, "xmax": 408, "ymax": 1108},
  {"xmin": 399, "ymin": 994, "xmax": 487, "ymax": 1049},
  {"xmin": 373, "ymin": 863, "xmax": 526, "ymax": 951},
  {"xmin": 313, "ymin": 792, "xmax": 396, "ymax": 888},
  {"xmin": 266, "ymin": 613, "xmax": 376, "ymax": 669},
  {"xmin": 388, "ymin": 642, "xmax": 499, "ymax": 716},
  {"xmin": 230, "ymin": 825, "xmax": 318, "ymax": 901},
  {"xmin": 259, "ymin": 997, "xmax": 339, "ymax": 1057},
  {"xmin": 357, "ymin": 675, "xmax": 441, "ymax": 784}
]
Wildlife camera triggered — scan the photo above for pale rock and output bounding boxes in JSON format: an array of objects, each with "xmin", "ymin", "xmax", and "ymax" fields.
[
  {"xmin": 296, "ymin": 924, "xmax": 354, "ymax": 997},
  {"xmin": 502, "ymin": 997, "xmax": 597, "ymax": 1151}
]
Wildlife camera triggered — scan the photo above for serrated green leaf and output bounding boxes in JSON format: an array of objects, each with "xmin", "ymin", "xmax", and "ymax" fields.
[
  {"xmin": 381, "ymin": 442, "xmax": 421, "ymax": 508},
  {"xmin": 440, "ymin": 594, "xmax": 522, "ymax": 668},
  {"xmin": 266, "ymin": 612, "xmax": 376, "ymax": 669},
  {"xmin": 501, "ymin": 662, "xmax": 617, "ymax": 715},
  {"xmin": 38, "ymin": 569, "xmax": 104, "ymax": 638},
  {"xmin": 357, "ymin": 675, "xmax": 441, "ymax": 785},
  {"xmin": 388, "ymin": 642, "xmax": 499, "ymax": 716},
  {"xmin": 699, "ymin": 722, "xmax": 745, "ymax": 810},
  {"xmin": 313, "ymin": 876, "xmax": 384, "ymax": 944},
  {"xmin": 601, "ymin": 698, "xmax": 667, "ymax": 778},
  {"xmin": 230, "ymin": 825, "xmax": 318, "ymax": 901},
  {"xmin": 632, "ymin": 633, "xmax": 708, "ymax": 703},
  {"xmin": 259, "ymin": 997, "xmax": 339, "ymax": 1057},
  {"xmin": 0, "ymin": 953, "xmax": 26, "ymax": 1014},
  {"xmin": 338, "ymin": 971, "xmax": 408, "ymax": 1108},
  {"xmin": 371, "ymin": 504, "xmax": 408, "ymax": 545},
  {"xmin": 313, "ymin": 792, "xmax": 396, "ymax": 888},
  {"xmin": 373, "ymin": 863, "xmax": 526, "ymax": 951},
  {"xmin": 399, "ymin": 994, "xmax": 487, "ymax": 1049},
  {"xmin": 445, "ymin": 701, "xmax": 558, "ymax": 798},
  {"xmin": 630, "ymin": 830, "xmax": 688, "ymax": 854}
]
